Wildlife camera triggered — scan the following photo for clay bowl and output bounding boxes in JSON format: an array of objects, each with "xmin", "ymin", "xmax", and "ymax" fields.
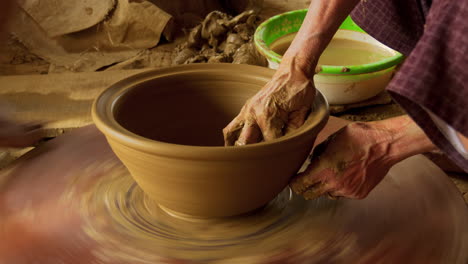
[
  {"xmin": 255, "ymin": 10, "xmax": 404, "ymax": 105},
  {"xmin": 92, "ymin": 64, "xmax": 329, "ymax": 218}
]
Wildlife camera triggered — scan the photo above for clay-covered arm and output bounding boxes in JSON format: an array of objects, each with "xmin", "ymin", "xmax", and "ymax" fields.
[
  {"xmin": 223, "ymin": 0, "xmax": 361, "ymax": 146},
  {"xmin": 281, "ymin": 0, "xmax": 362, "ymax": 75},
  {"xmin": 290, "ymin": 115, "xmax": 437, "ymax": 199}
]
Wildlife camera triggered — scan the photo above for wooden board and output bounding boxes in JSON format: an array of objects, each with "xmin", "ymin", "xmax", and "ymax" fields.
[{"xmin": 0, "ymin": 70, "xmax": 147, "ymax": 133}]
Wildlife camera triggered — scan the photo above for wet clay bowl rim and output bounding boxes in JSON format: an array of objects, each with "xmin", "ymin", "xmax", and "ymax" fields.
[
  {"xmin": 92, "ymin": 64, "xmax": 329, "ymax": 217},
  {"xmin": 254, "ymin": 10, "xmax": 405, "ymax": 75},
  {"xmin": 92, "ymin": 64, "xmax": 329, "ymax": 159}
]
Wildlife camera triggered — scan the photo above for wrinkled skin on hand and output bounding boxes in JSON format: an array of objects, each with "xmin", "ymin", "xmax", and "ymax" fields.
[
  {"xmin": 0, "ymin": 118, "xmax": 43, "ymax": 148},
  {"xmin": 223, "ymin": 62, "xmax": 316, "ymax": 146},
  {"xmin": 290, "ymin": 122, "xmax": 397, "ymax": 199}
]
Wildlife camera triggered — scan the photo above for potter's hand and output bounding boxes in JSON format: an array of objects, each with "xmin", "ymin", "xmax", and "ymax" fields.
[
  {"xmin": 290, "ymin": 116, "xmax": 436, "ymax": 199},
  {"xmin": 290, "ymin": 122, "xmax": 393, "ymax": 199},
  {"xmin": 0, "ymin": 118, "xmax": 44, "ymax": 148},
  {"xmin": 223, "ymin": 0, "xmax": 364, "ymax": 146},
  {"xmin": 223, "ymin": 60, "xmax": 315, "ymax": 146}
]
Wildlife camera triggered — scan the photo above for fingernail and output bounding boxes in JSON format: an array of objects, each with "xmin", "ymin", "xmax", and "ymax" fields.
[{"xmin": 234, "ymin": 140, "xmax": 246, "ymax": 146}]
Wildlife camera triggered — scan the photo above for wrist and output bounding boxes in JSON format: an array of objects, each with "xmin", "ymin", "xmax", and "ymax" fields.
[
  {"xmin": 372, "ymin": 116, "xmax": 436, "ymax": 164},
  {"xmin": 279, "ymin": 42, "xmax": 321, "ymax": 76},
  {"xmin": 276, "ymin": 55, "xmax": 317, "ymax": 82}
]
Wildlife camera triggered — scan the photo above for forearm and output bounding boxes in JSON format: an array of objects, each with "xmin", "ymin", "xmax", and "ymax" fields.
[
  {"xmin": 372, "ymin": 115, "xmax": 437, "ymax": 164},
  {"xmin": 280, "ymin": 0, "xmax": 361, "ymax": 75}
]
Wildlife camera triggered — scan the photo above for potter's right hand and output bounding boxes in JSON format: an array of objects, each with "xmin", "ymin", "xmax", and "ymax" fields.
[
  {"xmin": 222, "ymin": 0, "xmax": 362, "ymax": 146},
  {"xmin": 223, "ymin": 59, "xmax": 316, "ymax": 146},
  {"xmin": 290, "ymin": 116, "xmax": 437, "ymax": 199}
]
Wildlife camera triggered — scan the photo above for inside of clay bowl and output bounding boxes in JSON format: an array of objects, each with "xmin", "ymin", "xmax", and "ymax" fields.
[
  {"xmin": 114, "ymin": 73, "xmax": 251, "ymax": 147},
  {"xmin": 113, "ymin": 65, "xmax": 324, "ymax": 147}
]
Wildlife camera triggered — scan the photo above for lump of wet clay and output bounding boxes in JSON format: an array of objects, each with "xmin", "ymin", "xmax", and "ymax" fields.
[
  {"xmin": 201, "ymin": 11, "xmax": 230, "ymax": 48},
  {"xmin": 207, "ymin": 54, "xmax": 231, "ymax": 63},
  {"xmin": 174, "ymin": 9, "xmax": 266, "ymax": 66},
  {"xmin": 187, "ymin": 24, "xmax": 203, "ymax": 49},
  {"xmin": 225, "ymin": 10, "xmax": 255, "ymax": 28},
  {"xmin": 184, "ymin": 55, "xmax": 208, "ymax": 64},
  {"xmin": 200, "ymin": 45, "xmax": 217, "ymax": 57},
  {"xmin": 234, "ymin": 23, "xmax": 254, "ymax": 41},
  {"xmin": 173, "ymin": 48, "xmax": 197, "ymax": 65},
  {"xmin": 232, "ymin": 42, "xmax": 267, "ymax": 66},
  {"xmin": 223, "ymin": 33, "xmax": 246, "ymax": 56}
]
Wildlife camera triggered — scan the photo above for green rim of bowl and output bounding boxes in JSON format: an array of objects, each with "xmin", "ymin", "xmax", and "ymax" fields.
[{"xmin": 254, "ymin": 9, "xmax": 405, "ymax": 75}]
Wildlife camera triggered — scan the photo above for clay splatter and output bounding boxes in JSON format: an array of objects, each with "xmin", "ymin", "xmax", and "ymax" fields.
[{"xmin": 173, "ymin": 10, "xmax": 267, "ymax": 67}]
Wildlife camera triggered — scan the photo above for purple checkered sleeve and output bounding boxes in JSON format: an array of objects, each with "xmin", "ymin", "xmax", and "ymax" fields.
[{"xmin": 352, "ymin": 0, "xmax": 468, "ymax": 171}]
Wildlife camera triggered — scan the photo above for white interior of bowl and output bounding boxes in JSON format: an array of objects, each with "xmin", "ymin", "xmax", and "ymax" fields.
[
  {"xmin": 267, "ymin": 29, "xmax": 398, "ymax": 70},
  {"xmin": 265, "ymin": 30, "xmax": 398, "ymax": 104}
]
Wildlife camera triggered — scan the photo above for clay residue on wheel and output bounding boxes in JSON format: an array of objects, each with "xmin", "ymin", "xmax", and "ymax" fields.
[
  {"xmin": 79, "ymin": 168, "xmax": 343, "ymax": 263},
  {"xmin": 173, "ymin": 9, "xmax": 267, "ymax": 67}
]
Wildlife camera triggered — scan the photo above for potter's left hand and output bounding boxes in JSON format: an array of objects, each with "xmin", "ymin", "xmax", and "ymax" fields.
[
  {"xmin": 223, "ymin": 59, "xmax": 316, "ymax": 146},
  {"xmin": 290, "ymin": 116, "xmax": 436, "ymax": 199}
]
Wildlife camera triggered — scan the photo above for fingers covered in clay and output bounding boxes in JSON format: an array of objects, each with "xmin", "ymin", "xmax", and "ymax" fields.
[
  {"xmin": 235, "ymin": 122, "xmax": 262, "ymax": 146},
  {"xmin": 223, "ymin": 62, "xmax": 315, "ymax": 146},
  {"xmin": 256, "ymin": 108, "xmax": 286, "ymax": 142},
  {"xmin": 285, "ymin": 106, "xmax": 310, "ymax": 133},
  {"xmin": 290, "ymin": 122, "xmax": 397, "ymax": 200},
  {"xmin": 223, "ymin": 114, "xmax": 246, "ymax": 146}
]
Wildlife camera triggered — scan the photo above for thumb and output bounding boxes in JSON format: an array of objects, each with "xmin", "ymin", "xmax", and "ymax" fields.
[{"xmin": 289, "ymin": 157, "xmax": 329, "ymax": 198}]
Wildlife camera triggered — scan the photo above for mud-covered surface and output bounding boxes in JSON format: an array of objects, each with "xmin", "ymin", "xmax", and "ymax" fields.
[
  {"xmin": 0, "ymin": 0, "xmax": 309, "ymax": 76},
  {"xmin": 173, "ymin": 10, "xmax": 267, "ymax": 67},
  {"xmin": 1, "ymin": 126, "xmax": 467, "ymax": 263},
  {"xmin": 0, "ymin": 36, "xmax": 50, "ymax": 75}
]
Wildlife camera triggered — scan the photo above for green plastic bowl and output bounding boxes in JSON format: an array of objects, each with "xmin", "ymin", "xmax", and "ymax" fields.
[
  {"xmin": 254, "ymin": 9, "xmax": 404, "ymax": 75},
  {"xmin": 254, "ymin": 9, "xmax": 405, "ymax": 104}
]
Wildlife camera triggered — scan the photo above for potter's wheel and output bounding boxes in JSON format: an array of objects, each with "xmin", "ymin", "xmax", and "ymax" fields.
[{"xmin": 1, "ymin": 126, "xmax": 467, "ymax": 263}]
